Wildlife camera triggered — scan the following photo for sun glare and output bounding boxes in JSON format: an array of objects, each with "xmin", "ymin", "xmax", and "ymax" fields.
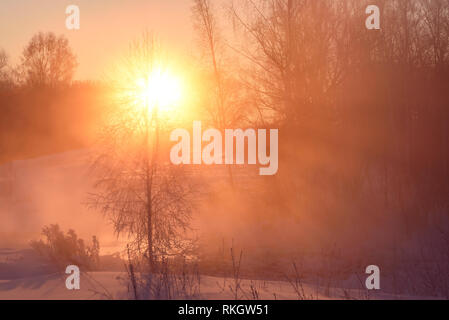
[{"xmin": 135, "ymin": 67, "xmax": 182, "ymax": 112}]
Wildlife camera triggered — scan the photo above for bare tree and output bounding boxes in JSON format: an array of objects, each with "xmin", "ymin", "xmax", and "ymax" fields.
[
  {"xmin": 19, "ymin": 32, "xmax": 77, "ymax": 87},
  {"xmin": 87, "ymin": 33, "xmax": 195, "ymax": 272},
  {"xmin": 192, "ymin": 0, "xmax": 250, "ymax": 187},
  {"xmin": 228, "ymin": 0, "xmax": 350, "ymax": 125},
  {"xmin": 193, "ymin": 0, "xmax": 226, "ymax": 128},
  {"xmin": 420, "ymin": 0, "xmax": 449, "ymax": 69},
  {"xmin": 0, "ymin": 49, "xmax": 7, "ymax": 71},
  {"xmin": 0, "ymin": 49, "xmax": 10, "ymax": 85}
]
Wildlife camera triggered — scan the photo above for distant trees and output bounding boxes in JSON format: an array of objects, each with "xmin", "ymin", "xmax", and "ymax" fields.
[
  {"xmin": 0, "ymin": 49, "xmax": 7, "ymax": 71},
  {"xmin": 228, "ymin": 0, "xmax": 449, "ymax": 125},
  {"xmin": 19, "ymin": 32, "xmax": 77, "ymax": 87},
  {"xmin": 223, "ymin": 0, "xmax": 449, "ymax": 238},
  {"xmin": 0, "ymin": 34, "xmax": 96, "ymax": 165},
  {"xmin": 1, "ymin": 33, "xmax": 77, "ymax": 88},
  {"xmin": 0, "ymin": 49, "xmax": 12, "ymax": 86}
]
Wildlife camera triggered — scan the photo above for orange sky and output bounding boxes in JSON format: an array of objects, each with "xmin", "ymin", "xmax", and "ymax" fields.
[{"xmin": 0, "ymin": 0, "xmax": 197, "ymax": 80}]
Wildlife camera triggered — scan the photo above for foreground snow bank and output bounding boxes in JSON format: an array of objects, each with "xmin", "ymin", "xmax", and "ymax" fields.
[{"xmin": 0, "ymin": 271, "xmax": 429, "ymax": 300}]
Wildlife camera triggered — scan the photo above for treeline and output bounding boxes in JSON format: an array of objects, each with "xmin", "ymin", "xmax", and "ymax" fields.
[
  {"xmin": 190, "ymin": 0, "xmax": 449, "ymax": 273},
  {"xmin": 0, "ymin": 33, "xmax": 107, "ymax": 164},
  {"xmin": 0, "ymin": 83, "xmax": 107, "ymax": 164},
  {"xmin": 226, "ymin": 0, "xmax": 449, "ymax": 231}
]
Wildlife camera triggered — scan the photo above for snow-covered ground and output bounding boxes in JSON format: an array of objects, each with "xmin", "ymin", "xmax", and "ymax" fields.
[
  {"xmin": 0, "ymin": 247, "xmax": 424, "ymax": 300},
  {"xmin": 0, "ymin": 271, "xmax": 426, "ymax": 300}
]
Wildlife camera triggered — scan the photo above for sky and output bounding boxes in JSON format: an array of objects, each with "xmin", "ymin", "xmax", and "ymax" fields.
[{"xmin": 0, "ymin": 0, "xmax": 196, "ymax": 80}]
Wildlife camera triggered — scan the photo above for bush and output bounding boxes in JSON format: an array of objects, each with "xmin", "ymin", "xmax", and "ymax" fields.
[{"xmin": 30, "ymin": 224, "xmax": 100, "ymax": 271}]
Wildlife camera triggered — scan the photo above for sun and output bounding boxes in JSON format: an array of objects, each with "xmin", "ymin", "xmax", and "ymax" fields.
[{"xmin": 134, "ymin": 67, "xmax": 182, "ymax": 112}]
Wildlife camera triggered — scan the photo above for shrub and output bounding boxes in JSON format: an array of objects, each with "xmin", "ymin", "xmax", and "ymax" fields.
[{"xmin": 30, "ymin": 224, "xmax": 100, "ymax": 271}]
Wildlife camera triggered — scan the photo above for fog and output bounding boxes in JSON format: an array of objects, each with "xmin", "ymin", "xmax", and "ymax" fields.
[{"xmin": 0, "ymin": 150, "xmax": 121, "ymax": 252}]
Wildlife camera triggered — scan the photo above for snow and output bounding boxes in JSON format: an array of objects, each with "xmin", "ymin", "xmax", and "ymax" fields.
[
  {"xmin": 0, "ymin": 270, "xmax": 431, "ymax": 300},
  {"xmin": 0, "ymin": 245, "xmax": 431, "ymax": 300}
]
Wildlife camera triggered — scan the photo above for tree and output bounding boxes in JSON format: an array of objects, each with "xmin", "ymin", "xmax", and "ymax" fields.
[
  {"xmin": 192, "ymin": 0, "xmax": 249, "ymax": 187},
  {"xmin": 20, "ymin": 32, "xmax": 77, "ymax": 87},
  {"xmin": 87, "ymin": 33, "xmax": 195, "ymax": 272},
  {"xmin": 0, "ymin": 49, "xmax": 7, "ymax": 71},
  {"xmin": 0, "ymin": 49, "xmax": 11, "ymax": 85}
]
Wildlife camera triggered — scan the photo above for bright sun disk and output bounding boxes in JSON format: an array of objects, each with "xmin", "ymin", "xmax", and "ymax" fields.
[{"xmin": 135, "ymin": 68, "xmax": 182, "ymax": 112}]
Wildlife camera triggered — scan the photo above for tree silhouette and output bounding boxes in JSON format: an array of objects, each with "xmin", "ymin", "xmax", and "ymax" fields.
[
  {"xmin": 20, "ymin": 32, "xmax": 77, "ymax": 87},
  {"xmin": 0, "ymin": 49, "xmax": 9, "ymax": 85},
  {"xmin": 87, "ymin": 33, "xmax": 195, "ymax": 272},
  {"xmin": 0, "ymin": 49, "xmax": 7, "ymax": 71}
]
